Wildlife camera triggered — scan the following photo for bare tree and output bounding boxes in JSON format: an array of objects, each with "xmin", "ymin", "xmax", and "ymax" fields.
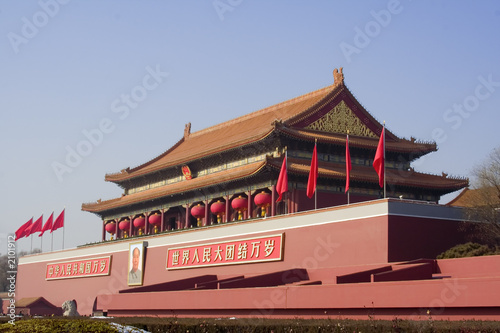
[
  {"xmin": 0, "ymin": 254, "xmax": 8, "ymax": 292},
  {"xmin": 466, "ymin": 146, "xmax": 500, "ymax": 245},
  {"xmin": 0, "ymin": 248, "xmax": 42, "ymax": 292}
]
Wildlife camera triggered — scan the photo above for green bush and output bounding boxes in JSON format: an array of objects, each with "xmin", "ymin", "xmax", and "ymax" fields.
[
  {"xmin": 437, "ymin": 242, "xmax": 500, "ymax": 259},
  {"xmin": 0, "ymin": 319, "xmax": 118, "ymax": 333},
  {"xmin": 1, "ymin": 317, "xmax": 500, "ymax": 333}
]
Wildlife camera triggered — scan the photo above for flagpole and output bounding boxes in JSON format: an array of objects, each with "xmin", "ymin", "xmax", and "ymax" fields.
[
  {"xmin": 30, "ymin": 216, "xmax": 33, "ymax": 253},
  {"xmin": 383, "ymin": 122, "xmax": 386, "ymax": 199},
  {"xmin": 40, "ymin": 214, "xmax": 43, "ymax": 252},
  {"xmin": 347, "ymin": 131, "xmax": 350, "ymax": 205},
  {"xmin": 62, "ymin": 208, "xmax": 65, "ymax": 249},
  {"xmin": 285, "ymin": 147, "xmax": 288, "ymax": 215},
  {"xmin": 314, "ymin": 139, "xmax": 317, "ymax": 210}
]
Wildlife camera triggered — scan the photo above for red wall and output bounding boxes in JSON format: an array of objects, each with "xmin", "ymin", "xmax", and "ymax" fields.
[
  {"xmin": 17, "ymin": 216, "xmax": 389, "ymax": 316},
  {"xmin": 387, "ymin": 216, "xmax": 471, "ymax": 262},
  {"xmin": 16, "ymin": 202, "xmax": 476, "ymax": 317}
]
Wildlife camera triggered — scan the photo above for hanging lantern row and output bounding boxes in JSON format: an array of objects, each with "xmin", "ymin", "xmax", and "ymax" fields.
[{"xmin": 105, "ymin": 191, "xmax": 273, "ymax": 239}]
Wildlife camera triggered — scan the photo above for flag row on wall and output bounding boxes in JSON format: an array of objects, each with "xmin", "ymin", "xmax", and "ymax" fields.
[{"xmin": 14, "ymin": 209, "xmax": 65, "ymax": 241}]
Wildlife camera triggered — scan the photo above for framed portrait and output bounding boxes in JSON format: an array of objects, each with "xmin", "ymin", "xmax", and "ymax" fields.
[{"xmin": 128, "ymin": 242, "xmax": 145, "ymax": 286}]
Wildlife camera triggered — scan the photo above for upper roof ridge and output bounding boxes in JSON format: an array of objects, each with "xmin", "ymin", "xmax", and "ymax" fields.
[{"xmin": 188, "ymin": 83, "xmax": 336, "ymax": 139}]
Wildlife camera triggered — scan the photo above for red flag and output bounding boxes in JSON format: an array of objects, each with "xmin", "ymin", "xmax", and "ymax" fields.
[
  {"xmin": 27, "ymin": 215, "xmax": 43, "ymax": 236},
  {"xmin": 345, "ymin": 135, "xmax": 352, "ymax": 193},
  {"xmin": 276, "ymin": 154, "xmax": 288, "ymax": 202},
  {"xmin": 51, "ymin": 209, "xmax": 65, "ymax": 233},
  {"xmin": 39, "ymin": 212, "xmax": 53, "ymax": 237},
  {"xmin": 306, "ymin": 143, "xmax": 318, "ymax": 198},
  {"xmin": 373, "ymin": 128, "xmax": 385, "ymax": 188},
  {"xmin": 15, "ymin": 218, "xmax": 32, "ymax": 241}
]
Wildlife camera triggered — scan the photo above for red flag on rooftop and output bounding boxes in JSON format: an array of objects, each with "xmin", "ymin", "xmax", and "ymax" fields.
[
  {"xmin": 373, "ymin": 127, "xmax": 385, "ymax": 188},
  {"xmin": 15, "ymin": 218, "xmax": 32, "ymax": 241},
  {"xmin": 345, "ymin": 134, "xmax": 352, "ymax": 193},
  {"xmin": 306, "ymin": 142, "xmax": 318, "ymax": 199},
  {"xmin": 28, "ymin": 215, "xmax": 43, "ymax": 236},
  {"xmin": 276, "ymin": 153, "xmax": 288, "ymax": 202},
  {"xmin": 51, "ymin": 209, "xmax": 65, "ymax": 233},
  {"xmin": 39, "ymin": 212, "xmax": 53, "ymax": 237}
]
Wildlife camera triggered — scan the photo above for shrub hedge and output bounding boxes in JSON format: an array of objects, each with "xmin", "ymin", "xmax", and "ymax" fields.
[
  {"xmin": 2, "ymin": 317, "xmax": 499, "ymax": 333},
  {"xmin": 437, "ymin": 242, "xmax": 500, "ymax": 259}
]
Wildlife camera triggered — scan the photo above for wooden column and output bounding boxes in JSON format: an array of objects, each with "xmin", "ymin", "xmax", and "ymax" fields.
[
  {"xmin": 225, "ymin": 195, "xmax": 230, "ymax": 223},
  {"xmin": 176, "ymin": 211, "xmax": 181, "ymax": 230},
  {"xmin": 204, "ymin": 200, "xmax": 209, "ymax": 226},
  {"xmin": 185, "ymin": 204, "xmax": 190, "ymax": 228},
  {"xmin": 102, "ymin": 221, "xmax": 106, "ymax": 241},
  {"xmin": 160, "ymin": 209, "xmax": 165, "ymax": 232},
  {"xmin": 247, "ymin": 190, "xmax": 252, "ymax": 219},
  {"xmin": 129, "ymin": 216, "xmax": 133, "ymax": 237},
  {"xmin": 117, "ymin": 220, "xmax": 122, "ymax": 240},
  {"xmin": 145, "ymin": 213, "xmax": 149, "ymax": 235},
  {"xmin": 271, "ymin": 185, "xmax": 276, "ymax": 217}
]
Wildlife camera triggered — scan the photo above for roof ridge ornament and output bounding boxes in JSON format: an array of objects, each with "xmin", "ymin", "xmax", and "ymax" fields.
[
  {"xmin": 333, "ymin": 67, "xmax": 344, "ymax": 85},
  {"xmin": 184, "ymin": 122, "xmax": 191, "ymax": 139}
]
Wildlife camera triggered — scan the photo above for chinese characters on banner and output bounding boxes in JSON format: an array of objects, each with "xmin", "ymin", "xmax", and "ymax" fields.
[
  {"xmin": 46, "ymin": 256, "xmax": 112, "ymax": 280},
  {"xmin": 166, "ymin": 234, "xmax": 284, "ymax": 270}
]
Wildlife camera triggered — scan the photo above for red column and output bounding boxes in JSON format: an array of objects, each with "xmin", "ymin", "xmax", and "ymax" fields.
[
  {"xmin": 293, "ymin": 188, "xmax": 299, "ymax": 213},
  {"xmin": 102, "ymin": 221, "xmax": 106, "ymax": 241},
  {"xmin": 204, "ymin": 200, "xmax": 209, "ymax": 226},
  {"xmin": 247, "ymin": 191, "xmax": 252, "ymax": 219},
  {"xmin": 225, "ymin": 195, "xmax": 230, "ymax": 223},
  {"xmin": 185, "ymin": 204, "xmax": 190, "ymax": 228},
  {"xmin": 160, "ymin": 209, "xmax": 165, "ymax": 232},
  {"xmin": 117, "ymin": 220, "xmax": 122, "ymax": 240},
  {"xmin": 129, "ymin": 216, "xmax": 133, "ymax": 237},
  {"xmin": 271, "ymin": 185, "xmax": 276, "ymax": 217},
  {"xmin": 144, "ymin": 213, "xmax": 149, "ymax": 235}
]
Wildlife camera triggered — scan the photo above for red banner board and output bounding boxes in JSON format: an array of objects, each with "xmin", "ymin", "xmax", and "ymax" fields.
[
  {"xmin": 46, "ymin": 256, "xmax": 112, "ymax": 280},
  {"xmin": 166, "ymin": 234, "xmax": 284, "ymax": 270}
]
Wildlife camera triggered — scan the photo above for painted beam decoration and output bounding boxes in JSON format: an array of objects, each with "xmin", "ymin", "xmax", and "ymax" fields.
[
  {"xmin": 46, "ymin": 256, "xmax": 112, "ymax": 280},
  {"xmin": 166, "ymin": 234, "xmax": 284, "ymax": 270}
]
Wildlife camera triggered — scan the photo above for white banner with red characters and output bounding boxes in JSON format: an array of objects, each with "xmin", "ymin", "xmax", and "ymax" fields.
[
  {"xmin": 46, "ymin": 256, "xmax": 112, "ymax": 280},
  {"xmin": 166, "ymin": 234, "xmax": 284, "ymax": 270}
]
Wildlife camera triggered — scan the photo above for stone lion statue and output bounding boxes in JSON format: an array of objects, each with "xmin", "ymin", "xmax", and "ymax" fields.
[{"xmin": 62, "ymin": 299, "xmax": 80, "ymax": 316}]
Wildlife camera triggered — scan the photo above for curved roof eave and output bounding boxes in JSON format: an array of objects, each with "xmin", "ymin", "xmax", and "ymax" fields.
[
  {"xmin": 105, "ymin": 129, "xmax": 276, "ymax": 183},
  {"xmin": 83, "ymin": 160, "xmax": 269, "ymax": 214}
]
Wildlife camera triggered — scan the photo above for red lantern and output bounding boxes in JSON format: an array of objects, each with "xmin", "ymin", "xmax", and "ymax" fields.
[
  {"xmin": 148, "ymin": 213, "xmax": 161, "ymax": 233},
  {"xmin": 105, "ymin": 221, "xmax": 116, "ymax": 240},
  {"xmin": 134, "ymin": 216, "xmax": 145, "ymax": 235},
  {"xmin": 231, "ymin": 196, "xmax": 248, "ymax": 220},
  {"xmin": 149, "ymin": 213, "xmax": 161, "ymax": 225},
  {"xmin": 119, "ymin": 219, "xmax": 130, "ymax": 230},
  {"xmin": 210, "ymin": 200, "xmax": 226, "ymax": 223},
  {"xmin": 191, "ymin": 204, "xmax": 205, "ymax": 227},
  {"xmin": 254, "ymin": 191, "xmax": 272, "ymax": 217},
  {"xmin": 118, "ymin": 219, "xmax": 130, "ymax": 238}
]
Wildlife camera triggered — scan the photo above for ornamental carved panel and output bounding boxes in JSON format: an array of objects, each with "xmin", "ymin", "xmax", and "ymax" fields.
[{"xmin": 305, "ymin": 100, "xmax": 376, "ymax": 138}]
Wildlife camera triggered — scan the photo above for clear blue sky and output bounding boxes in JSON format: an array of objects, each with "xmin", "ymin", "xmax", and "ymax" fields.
[{"xmin": 1, "ymin": 1, "xmax": 499, "ymax": 253}]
